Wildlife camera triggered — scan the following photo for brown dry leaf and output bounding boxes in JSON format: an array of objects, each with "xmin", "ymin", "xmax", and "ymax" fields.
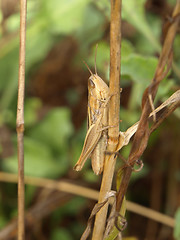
[
  {"xmin": 116, "ymin": 2, "xmax": 180, "ymax": 213},
  {"xmin": 116, "ymin": 89, "xmax": 180, "ymax": 152},
  {"xmin": 80, "ymin": 200, "xmax": 108, "ymax": 240}
]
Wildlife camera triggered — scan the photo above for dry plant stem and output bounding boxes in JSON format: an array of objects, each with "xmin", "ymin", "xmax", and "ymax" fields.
[
  {"xmin": 150, "ymin": 101, "xmax": 180, "ymax": 133},
  {"xmin": 92, "ymin": 0, "xmax": 121, "ymax": 239},
  {"xmin": 116, "ymin": 0, "xmax": 180, "ymax": 213},
  {"xmin": 0, "ymin": 171, "xmax": 175, "ymax": 237},
  {"xmin": 0, "ymin": 172, "xmax": 175, "ymax": 230},
  {"xmin": 0, "ymin": 192, "xmax": 72, "ymax": 240},
  {"xmin": 16, "ymin": 0, "xmax": 27, "ymax": 240}
]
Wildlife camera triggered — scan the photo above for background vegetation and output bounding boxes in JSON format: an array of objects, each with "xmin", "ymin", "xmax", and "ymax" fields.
[{"xmin": 0, "ymin": 0, "xmax": 179, "ymax": 239}]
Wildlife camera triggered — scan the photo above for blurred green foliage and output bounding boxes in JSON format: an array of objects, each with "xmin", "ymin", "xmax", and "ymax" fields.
[
  {"xmin": 0, "ymin": 0, "xmax": 179, "ymax": 239},
  {"xmin": 3, "ymin": 108, "xmax": 74, "ymax": 178},
  {"xmin": 174, "ymin": 208, "xmax": 180, "ymax": 240}
]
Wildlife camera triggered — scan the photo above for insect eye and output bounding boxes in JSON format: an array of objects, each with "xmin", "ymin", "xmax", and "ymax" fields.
[{"xmin": 89, "ymin": 79, "xmax": 95, "ymax": 88}]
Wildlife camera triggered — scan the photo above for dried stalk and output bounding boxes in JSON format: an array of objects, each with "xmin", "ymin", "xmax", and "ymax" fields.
[
  {"xmin": 16, "ymin": 0, "xmax": 27, "ymax": 239},
  {"xmin": 92, "ymin": 0, "xmax": 122, "ymax": 239},
  {"xmin": 116, "ymin": 0, "xmax": 180, "ymax": 214},
  {"xmin": 0, "ymin": 172, "xmax": 175, "ymax": 240},
  {"xmin": 0, "ymin": 191, "xmax": 72, "ymax": 240}
]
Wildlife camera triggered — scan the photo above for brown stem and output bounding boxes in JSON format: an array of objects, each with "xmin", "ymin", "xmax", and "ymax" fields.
[
  {"xmin": 116, "ymin": 0, "xmax": 180, "ymax": 213},
  {"xmin": 16, "ymin": 0, "xmax": 27, "ymax": 239},
  {"xmin": 0, "ymin": 172, "xmax": 175, "ymax": 232},
  {"xmin": 92, "ymin": 0, "xmax": 122, "ymax": 239},
  {"xmin": 150, "ymin": 101, "xmax": 180, "ymax": 133},
  {"xmin": 0, "ymin": 191, "xmax": 72, "ymax": 240}
]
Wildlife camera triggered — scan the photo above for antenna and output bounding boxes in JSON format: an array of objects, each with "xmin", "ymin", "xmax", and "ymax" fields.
[
  {"xmin": 94, "ymin": 44, "xmax": 98, "ymax": 75},
  {"xmin": 83, "ymin": 60, "xmax": 93, "ymax": 75}
]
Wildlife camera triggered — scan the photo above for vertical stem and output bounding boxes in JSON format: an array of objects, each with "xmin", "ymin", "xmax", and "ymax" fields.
[
  {"xmin": 92, "ymin": 0, "xmax": 122, "ymax": 239},
  {"xmin": 16, "ymin": 0, "xmax": 27, "ymax": 239},
  {"xmin": 116, "ymin": 0, "xmax": 180, "ymax": 214}
]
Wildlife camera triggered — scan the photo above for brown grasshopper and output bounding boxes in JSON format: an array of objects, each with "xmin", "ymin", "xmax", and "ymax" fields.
[{"xmin": 74, "ymin": 60, "xmax": 110, "ymax": 175}]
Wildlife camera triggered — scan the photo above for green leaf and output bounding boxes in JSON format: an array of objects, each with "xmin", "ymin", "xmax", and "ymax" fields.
[
  {"xmin": 174, "ymin": 208, "xmax": 180, "ymax": 240},
  {"xmin": 121, "ymin": 40, "xmax": 135, "ymax": 58},
  {"xmin": 156, "ymin": 78, "xmax": 175, "ymax": 103},
  {"xmin": 24, "ymin": 98, "xmax": 42, "ymax": 127},
  {"xmin": 0, "ymin": 48, "xmax": 19, "ymax": 109},
  {"xmin": 83, "ymin": 170, "xmax": 98, "ymax": 182},
  {"xmin": 95, "ymin": 0, "xmax": 161, "ymax": 52},
  {"xmin": 71, "ymin": 121, "xmax": 86, "ymax": 167},
  {"xmin": 94, "ymin": 0, "xmax": 110, "ymax": 19},
  {"xmin": 28, "ymin": 108, "xmax": 74, "ymax": 153},
  {"xmin": 52, "ymin": 197, "xmax": 86, "ymax": 222},
  {"xmin": 167, "ymin": 0, "xmax": 176, "ymax": 5},
  {"xmin": 44, "ymin": 0, "xmax": 92, "ymax": 34},
  {"xmin": 0, "ymin": 28, "xmax": 53, "ymax": 110},
  {"xmin": 122, "ymin": 54, "xmax": 158, "ymax": 83},
  {"xmin": 3, "ymin": 136, "xmax": 67, "ymax": 178},
  {"xmin": 75, "ymin": 3, "xmax": 105, "ymax": 47},
  {"xmin": 6, "ymin": 13, "xmax": 20, "ymax": 32},
  {"xmin": 51, "ymin": 228, "xmax": 73, "ymax": 240},
  {"xmin": 25, "ymin": 29, "xmax": 53, "ymax": 71},
  {"xmin": 87, "ymin": 42, "xmax": 110, "ymax": 77},
  {"xmin": 135, "ymin": 14, "xmax": 161, "ymax": 55},
  {"xmin": 25, "ymin": 185, "xmax": 37, "ymax": 206},
  {"xmin": 86, "ymin": 40, "xmax": 134, "ymax": 81},
  {"xmin": 120, "ymin": 108, "xmax": 140, "ymax": 131},
  {"xmin": 65, "ymin": 89, "xmax": 80, "ymax": 106},
  {"xmin": 86, "ymin": 43, "xmax": 157, "ymax": 86},
  {"xmin": 6, "ymin": 1, "xmax": 38, "ymax": 33},
  {"xmin": 0, "ymin": 215, "xmax": 7, "ymax": 229},
  {"xmin": 122, "ymin": 0, "xmax": 161, "ymax": 52}
]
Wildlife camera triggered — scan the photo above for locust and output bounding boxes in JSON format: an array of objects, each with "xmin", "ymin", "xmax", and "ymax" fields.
[{"xmin": 74, "ymin": 60, "xmax": 110, "ymax": 175}]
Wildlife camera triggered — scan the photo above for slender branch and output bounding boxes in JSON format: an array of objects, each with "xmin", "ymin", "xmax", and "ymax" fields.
[
  {"xmin": 92, "ymin": 0, "xmax": 122, "ymax": 239},
  {"xmin": 0, "ymin": 172, "xmax": 175, "ymax": 236},
  {"xmin": 150, "ymin": 101, "xmax": 180, "ymax": 133},
  {"xmin": 116, "ymin": 0, "xmax": 180, "ymax": 213},
  {"xmin": 16, "ymin": 0, "xmax": 27, "ymax": 239},
  {"xmin": 0, "ymin": 191, "xmax": 72, "ymax": 240}
]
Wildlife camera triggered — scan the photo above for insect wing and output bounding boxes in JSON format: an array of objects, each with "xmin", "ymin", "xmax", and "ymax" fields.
[{"xmin": 74, "ymin": 117, "xmax": 102, "ymax": 172}]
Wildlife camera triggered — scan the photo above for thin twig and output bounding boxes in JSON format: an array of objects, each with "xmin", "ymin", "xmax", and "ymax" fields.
[
  {"xmin": 16, "ymin": 0, "xmax": 27, "ymax": 239},
  {"xmin": 150, "ymin": 101, "xmax": 180, "ymax": 133},
  {"xmin": 0, "ymin": 191, "xmax": 72, "ymax": 240},
  {"xmin": 0, "ymin": 171, "xmax": 175, "ymax": 233},
  {"xmin": 116, "ymin": 0, "xmax": 180, "ymax": 213}
]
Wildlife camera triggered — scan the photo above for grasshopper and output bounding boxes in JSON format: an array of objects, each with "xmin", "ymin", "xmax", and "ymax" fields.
[{"xmin": 74, "ymin": 60, "xmax": 110, "ymax": 175}]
